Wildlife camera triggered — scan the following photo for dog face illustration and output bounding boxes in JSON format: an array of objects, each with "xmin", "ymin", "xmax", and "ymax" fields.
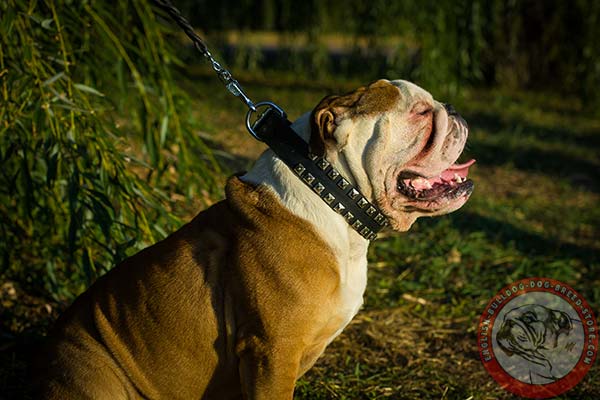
[{"xmin": 496, "ymin": 304, "xmax": 572, "ymax": 367}]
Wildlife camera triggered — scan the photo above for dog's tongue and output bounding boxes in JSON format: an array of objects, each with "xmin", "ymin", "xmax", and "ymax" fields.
[
  {"xmin": 440, "ymin": 159, "xmax": 476, "ymax": 181},
  {"xmin": 409, "ymin": 159, "xmax": 476, "ymax": 190}
]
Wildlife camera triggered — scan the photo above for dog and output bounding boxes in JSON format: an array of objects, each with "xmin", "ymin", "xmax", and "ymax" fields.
[
  {"xmin": 496, "ymin": 304, "xmax": 576, "ymax": 384},
  {"xmin": 35, "ymin": 79, "xmax": 474, "ymax": 399}
]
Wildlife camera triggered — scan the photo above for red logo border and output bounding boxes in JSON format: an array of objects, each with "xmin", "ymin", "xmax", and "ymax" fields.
[{"xmin": 478, "ymin": 277, "xmax": 598, "ymax": 398}]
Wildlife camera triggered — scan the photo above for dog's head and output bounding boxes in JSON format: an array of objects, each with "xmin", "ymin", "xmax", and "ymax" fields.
[
  {"xmin": 496, "ymin": 304, "xmax": 573, "ymax": 360},
  {"xmin": 309, "ymin": 79, "xmax": 474, "ymax": 231}
]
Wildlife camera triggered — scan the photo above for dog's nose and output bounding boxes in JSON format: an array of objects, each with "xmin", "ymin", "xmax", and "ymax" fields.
[
  {"xmin": 444, "ymin": 103, "xmax": 458, "ymax": 116},
  {"xmin": 443, "ymin": 103, "xmax": 468, "ymax": 130}
]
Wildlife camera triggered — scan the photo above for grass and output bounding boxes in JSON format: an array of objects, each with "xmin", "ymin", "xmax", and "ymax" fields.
[{"xmin": 1, "ymin": 73, "xmax": 599, "ymax": 399}]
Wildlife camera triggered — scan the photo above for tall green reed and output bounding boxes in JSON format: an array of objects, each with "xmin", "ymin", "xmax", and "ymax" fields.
[{"xmin": 0, "ymin": 0, "xmax": 221, "ymax": 300}]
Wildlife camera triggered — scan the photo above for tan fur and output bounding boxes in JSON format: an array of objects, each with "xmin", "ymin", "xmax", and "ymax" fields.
[
  {"xmin": 36, "ymin": 177, "xmax": 344, "ymax": 400},
  {"xmin": 309, "ymin": 79, "xmax": 400, "ymax": 155}
]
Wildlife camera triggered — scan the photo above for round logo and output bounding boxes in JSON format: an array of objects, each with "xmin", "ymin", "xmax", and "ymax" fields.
[{"xmin": 478, "ymin": 278, "xmax": 598, "ymax": 398}]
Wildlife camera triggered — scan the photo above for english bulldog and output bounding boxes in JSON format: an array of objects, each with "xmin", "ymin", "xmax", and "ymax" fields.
[
  {"xmin": 496, "ymin": 304, "xmax": 576, "ymax": 384},
  {"xmin": 35, "ymin": 79, "xmax": 474, "ymax": 399}
]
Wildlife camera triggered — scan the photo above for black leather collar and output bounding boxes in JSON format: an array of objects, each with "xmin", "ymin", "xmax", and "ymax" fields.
[{"xmin": 251, "ymin": 107, "xmax": 388, "ymax": 240}]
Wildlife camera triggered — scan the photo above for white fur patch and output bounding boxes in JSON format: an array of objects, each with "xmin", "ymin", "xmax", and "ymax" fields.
[{"xmin": 241, "ymin": 113, "xmax": 369, "ymax": 342}]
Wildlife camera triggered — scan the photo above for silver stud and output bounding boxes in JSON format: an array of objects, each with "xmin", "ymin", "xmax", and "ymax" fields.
[
  {"xmin": 344, "ymin": 211, "xmax": 354, "ymax": 221},
  {"xmin": 366, "ymin": 206, "xmax": 377, "ymax": 216},
  {"xmin": 374, "ymin": 213, "xmax": 385, "ymax": 224},
  {"xmin": 383, "ymin": 220, "xmax": 389, "ymax": 227},
  {"xmin": 294, "ymin": 163, "xmax": 306, "ymax": 175},
  {"xmin": 333, "ymin": 203, "xmax": 346, "ymax": 213},
  {"xmin": 352, "ymin": 220, "xmax": 363, "ymax": 229},
  {"xmin": 357, "ymin": 198, "xmax": 368, "ymax": 208},
  {"xmin": 308, "ymin": 152, "xmax": 318, "ymax": 161},
  {"xmin": 323, "ymin": 193, "xmax": 335, "ymax": 204},
  {"xmin": 313, "ymin": 182, "xmax": 325, "ymax": 194},
  {"xmin": 347, "ymin": 188, "xmax": 360, "ymax": 199},
  {"xmin": 304, "ymin": 173, "xmax": 315, "ymax": 184},
  {"xmin": 360, "ymin": 227, "xmax": 371, "ymax": 237},
  {"xmin": 316, "ymin": 159, "xmax": 330, "ymax": 170},
  {"xmin": 368, "ymin": 233, "xmax": 378, "ymax": 241},
  {"xmin": 327, "ymin": 168, "xmax": 340, "ymax": 180},
  {"xmin": 337, "ymin": 179, "xmax": 350, "ymax": 190}
]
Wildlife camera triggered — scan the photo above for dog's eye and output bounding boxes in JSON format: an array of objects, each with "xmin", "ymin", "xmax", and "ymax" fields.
[
  {"xmin": 521, "ymin": 312, "xmax": 536, "ymax": 324},
  {"xmin": 412, "ymin": 103, "xmax": 433, "ymax": 116}
]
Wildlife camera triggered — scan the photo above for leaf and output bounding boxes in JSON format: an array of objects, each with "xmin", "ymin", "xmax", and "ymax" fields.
[
  {"xmin": 41, "ymin": 18, "xmax": 54, "ymax": 30},
  {"xmin": 87, "ymin": 188, "xmax": 113, "ymax": 210},
  {"xmin": 90, "ymin": 196, "xmax": 113, "ymax": 237},
  {"xmin": 73, "ymin": 83, "xmax": 105, "ymax": 97},
  {"xmin": 145, "ymin": 128, "xmax": 158, "ymax": 167},
  {"xmin": 153, "ymin": 224, "xmax": 168, "ymax": 239},
  {"xmin": 46, "ymin": 261, "xmax": 58, "ymax": 294},
  {"xmin": 82, "ymin": 247, "xmax": 95, "ymax": 285},
  {"xmin": 159, "ymin": 115, "xmax": 168, "ymax": 147},
  {"xmin": 42, "ymin": 72, "xmax": 65, "ymax": 87}
]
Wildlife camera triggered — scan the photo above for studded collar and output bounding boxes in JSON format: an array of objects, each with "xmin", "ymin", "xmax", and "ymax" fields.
[{"xmin": 251, "ymin": 107, "xmax": 389, "ymax": 240}]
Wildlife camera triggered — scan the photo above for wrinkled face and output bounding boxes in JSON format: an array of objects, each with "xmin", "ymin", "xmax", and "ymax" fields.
[
  {"xmin": 496, "ymin": 304, "xmax": 573, "ymax": 357},
  {"xmin": 310, "ymin": 79, "xmax": 475, "ymax": 231}
]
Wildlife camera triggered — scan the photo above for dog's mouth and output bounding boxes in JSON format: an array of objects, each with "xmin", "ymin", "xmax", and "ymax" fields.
[{"xmin": 396, "ymin": 159, "xmax": 475, "ymax": 209}]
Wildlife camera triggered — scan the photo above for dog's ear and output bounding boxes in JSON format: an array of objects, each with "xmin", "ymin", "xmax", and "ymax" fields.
[
  {"xmin": 309, "ymin": 79, "xmax": 400, "ymax": 156},
  {"xmin": 310, "ymin": 95, "xmax": 340, "ymax": 156}
]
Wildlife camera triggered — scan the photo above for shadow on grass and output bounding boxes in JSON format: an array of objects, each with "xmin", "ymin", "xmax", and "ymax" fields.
[
  {"xmin": 466, "ymin": 110, "xmax": 600, "ymax": 148},
  {"xmin": 464, "ymin": 111, "xmax": 599, "ymax": 192},
  {"xmin": 447, "ymin": 210, "xmax": 599, "ymax": 266},
  {"xmin": 199, "ymin": 134, "xmax": 255, "ymax": 174}
]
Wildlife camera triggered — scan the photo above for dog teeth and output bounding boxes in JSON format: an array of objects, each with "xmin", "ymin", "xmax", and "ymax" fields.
[
  {"xmin": 454, "ymin": 173, "xmax": 464, "ymax": 183},
  {"xmin": 411, "ymin": 177, "xmax": 432, "ymax": 189}
]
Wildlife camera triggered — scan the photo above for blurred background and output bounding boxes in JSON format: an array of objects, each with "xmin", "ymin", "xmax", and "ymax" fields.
[
  {"xmin": 1, "ymin": 0, "xmax": 599, "ymax": 398},
  {"xmin": 181, "ymin": 0, "xmax": 600, "ymax": 104}
]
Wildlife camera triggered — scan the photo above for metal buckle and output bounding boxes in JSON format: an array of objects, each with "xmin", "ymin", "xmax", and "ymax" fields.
[{"xmin": 245, "ymin": 101, "xmax": 287, "ymax": 142}]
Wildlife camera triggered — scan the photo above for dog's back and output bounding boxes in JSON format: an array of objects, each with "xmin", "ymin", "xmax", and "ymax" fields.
[{"xmin": 34, "ymin": 177, "xmax": 341, "ymax": 399}]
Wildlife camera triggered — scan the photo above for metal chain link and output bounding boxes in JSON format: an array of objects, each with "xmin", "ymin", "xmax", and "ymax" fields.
[{"xmin": 152, "ymin": 0, "xmax": 256, "ymax": 111}]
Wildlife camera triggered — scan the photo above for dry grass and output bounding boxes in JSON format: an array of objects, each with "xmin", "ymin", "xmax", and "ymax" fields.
[
  {"xmin": 302, "ymin": 308, "xmax": 490, "ymax": 398},
  {"xmin": 297, "ymin": 305, "xmax": 599, "ymax": 399}
]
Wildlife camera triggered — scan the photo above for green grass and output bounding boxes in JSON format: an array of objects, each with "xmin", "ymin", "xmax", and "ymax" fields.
[{"xmin": 1, "ymin": 73, "xmax": 599, "ymax": 399}]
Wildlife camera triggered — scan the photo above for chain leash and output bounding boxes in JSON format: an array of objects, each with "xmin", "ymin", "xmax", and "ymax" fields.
[{"xmin": 152, "ymin": 0, "xmax": 256, "ymax": 112}]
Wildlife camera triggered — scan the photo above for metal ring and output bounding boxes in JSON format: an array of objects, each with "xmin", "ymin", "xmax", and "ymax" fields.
[{"xmin": 245, "ymin": 102, "xmax": 286, "ymax": 142}]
